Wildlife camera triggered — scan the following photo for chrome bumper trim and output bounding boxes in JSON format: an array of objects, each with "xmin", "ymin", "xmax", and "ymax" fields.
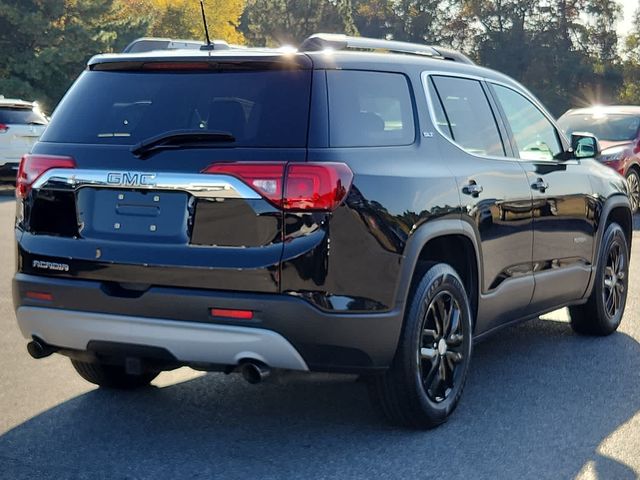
[{"xmin": 31, "ymin": 169, "xmax": 261, "ymax": 199}]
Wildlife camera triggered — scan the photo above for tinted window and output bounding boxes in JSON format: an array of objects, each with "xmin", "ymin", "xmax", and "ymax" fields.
[
  {"xmin": 430, "ymin": 76, "xmax": 505, "ymax": 157},
  {"xmin": 558, "ymin": 113, "xmax": 640, "ymax": 142},
  {"xmin": 327, "ymin": 71, "xmax": 415, "ymax": 147},
  {"xmin": 42, "ymin": 69, "xmax": 312, "ymax": 147},
  {"xmin": 493, "ymin": 84, "xmax": 562, "ymax": 161},
  {"xmin": 0, "ymin": 107, "xmax": 47, "ymax": 125}
]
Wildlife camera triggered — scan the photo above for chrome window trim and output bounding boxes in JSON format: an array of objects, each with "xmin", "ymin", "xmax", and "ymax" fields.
[
  {"xmin": 31, "ymin": 169, "xmax": 262, "ymax": 199},
  {"xmin": 420, "ymin": 70, "xmax": 567, "ymax": 163}
]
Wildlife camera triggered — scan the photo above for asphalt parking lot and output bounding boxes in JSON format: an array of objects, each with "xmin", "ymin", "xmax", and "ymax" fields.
[{"xmin": 1, "ymin": 190, "xmax": 640, "ymax": 480}]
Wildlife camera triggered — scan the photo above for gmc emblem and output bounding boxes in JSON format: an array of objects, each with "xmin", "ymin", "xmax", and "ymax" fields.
[{"xmin": 106, "ymin": 172, "xmax": 156, "ymax": 187}]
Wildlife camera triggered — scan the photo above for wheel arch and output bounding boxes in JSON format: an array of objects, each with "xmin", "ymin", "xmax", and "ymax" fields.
[
  {"xmin": 583, "ymin": 194, "xmax": 632, "ymax": 299},
  {"xmin": 394, "ymin": 219, "xmax": 482, "ymax": 327}
]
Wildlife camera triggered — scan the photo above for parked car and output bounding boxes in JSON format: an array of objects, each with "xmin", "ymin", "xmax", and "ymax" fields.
[
  {"xmin": 0, "ymin": 97, "xmax": 48, "ymax": 184},
  {"xmin": 13, "ymin": 34, "xmax": 631, "ymax": 429},
  {"xmin": 558, "ymin": 106, "xmax": 640, "ymax": 211}
]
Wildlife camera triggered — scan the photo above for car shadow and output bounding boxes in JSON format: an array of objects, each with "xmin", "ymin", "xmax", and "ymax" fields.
[
  {"xmin": 633, "ymin": 212, "xmax": 640, "ymax": 230},
  {"xmin": 0, "ymin": 318, "xmax": 638, "ymax": 479}
]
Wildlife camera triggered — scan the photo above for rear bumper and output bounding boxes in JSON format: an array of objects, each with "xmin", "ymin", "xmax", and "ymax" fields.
[
  {"xmin": 16, "ymin": 306, "xmax": 309, "ymax": 370},
  {"xmin": 13, "ymin": 273, "xmax": 404, "ymax": 372}
]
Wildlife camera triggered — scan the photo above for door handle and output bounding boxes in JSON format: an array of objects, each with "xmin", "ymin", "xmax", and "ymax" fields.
[
  {"xmin": 462, "ymin": 180, "xmax": 483, "ymax": 197},
  {"xmin": 531, "ymin": 178, "xmax": 549, "ymax": 193}
]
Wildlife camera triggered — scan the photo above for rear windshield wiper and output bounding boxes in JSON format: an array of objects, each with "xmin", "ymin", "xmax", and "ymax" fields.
[{"xmin": 131, "ymin": 129, "xmax": 236, "ymax": 158}]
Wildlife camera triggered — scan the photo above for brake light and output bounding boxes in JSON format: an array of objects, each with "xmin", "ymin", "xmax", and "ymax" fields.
[
  {"xmin": 142, "ymin": 62, "xmax": 212, "ymax": 71},
  {"xmin": 203, "ymin": 162, "xmax": 353, "ymax": 211},
  {"xmin": 0, "ymin": 123, "xmax": 8, "ymax": 133},
  {"xmin": 16, "ymin": 154, "xmax": 76, "ymax": 199}
]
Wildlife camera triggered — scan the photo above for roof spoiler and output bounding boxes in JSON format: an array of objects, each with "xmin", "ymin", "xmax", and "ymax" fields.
[{"xmin": 299, "ymin": 33, "xmax": 474, "ymax": 65}]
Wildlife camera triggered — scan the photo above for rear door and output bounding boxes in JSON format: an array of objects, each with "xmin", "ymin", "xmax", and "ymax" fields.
[
  {"xmin": 425, "ymin": 74, "xmax": 534, "ymax": 334},
  {"xmin": 489, "ymin": 83, "xmax": 595, "ymax": 310},
  {"xmin": 19, "ymin": 58, "xmax": 313, "ymax": 294}
]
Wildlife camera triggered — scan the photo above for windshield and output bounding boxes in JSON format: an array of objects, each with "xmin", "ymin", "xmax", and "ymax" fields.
[
  {"xmin": 558, "ymin": 113, "xmax": 640, "ymax": 142},
  {"xmin": 42, "ymin": 69, "xmax": 312, "ymax": 147},
  {"xmin": 0, "ymin": 107, "xmax": 47, "ymax": 125}
]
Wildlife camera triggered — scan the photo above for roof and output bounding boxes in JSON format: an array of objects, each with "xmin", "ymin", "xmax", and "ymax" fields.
[
  {"xmin": 563, "ymin": 105, "xmax": 640, "ymax": 116},
  {"xmin": 88, "ymin": 48, "xmax": 516, "ymax": 84}
]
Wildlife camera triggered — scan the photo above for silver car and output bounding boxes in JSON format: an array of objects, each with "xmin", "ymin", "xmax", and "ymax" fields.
[{"xmin": 0, "ymin": 97, "xmax": 48, "ymax": 183}]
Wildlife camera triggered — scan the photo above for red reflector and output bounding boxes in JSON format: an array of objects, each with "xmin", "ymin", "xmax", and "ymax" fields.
[
  {"xmin": 0, "ymin": 123, "xmax": 8, "ymax": 133},
  {"xmin": 17, "ymin": 154, "xmax": 76, "ymax": 199},
  {"xmin": 142, "ymin": 62, "xmax": 212, "ymax": 71},
  {"xmin": 202, "ymin": 162, "xmax": 353, "ymax": 211},
  {"xmin": 26, "ymin": 291, "xmax": 53, "ymax": 301},
  {"xmin": 211, "ymin": 308, "xmax": 254, "ymax": 320}
]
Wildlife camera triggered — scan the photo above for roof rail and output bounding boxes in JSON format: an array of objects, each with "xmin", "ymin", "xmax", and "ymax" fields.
[
  {"xmin": 122, "ymin": 37, "xmax": 232, "ymax": 54},
  {"xmin": 299, "ymin": 33, "xmax": 474, "ymax": 65}
]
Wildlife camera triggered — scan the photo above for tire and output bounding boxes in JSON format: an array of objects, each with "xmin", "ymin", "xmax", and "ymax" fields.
[
  {"xmin": 368, "ymin": 263, "xmax": 473, "ymax": 429},
  {"xmin": 626, "ymin": 169, "xmax": 640, "ymax": 214},
  {"xmin": 71, "ymin": 359, "xmax": 158, "ymax": 389},
  {"xmin": 569, "ymin": 222, "xmax": 629, "ymax": 336}
]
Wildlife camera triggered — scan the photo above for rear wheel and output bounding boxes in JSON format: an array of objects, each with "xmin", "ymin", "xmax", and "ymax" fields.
[
  {"xmin": 71, "ymin": 359, "xmax": 158, "ymax": 389},
  {"xmin": 569, "ymin": 222, "xmax": 629, "ymax": 336},
  {"xmin": 368, "ymin": 263, "xmax": 472, "ymax": 429},
  {"xmin": 626, "ymin": 169, "xmax": 640, "ymax": 213}
]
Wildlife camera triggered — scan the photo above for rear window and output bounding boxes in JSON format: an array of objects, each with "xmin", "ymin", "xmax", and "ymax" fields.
[
  {"xmin": 42, "ymin": 69, "xmax": 312, "ymax": 147},
  {"xmin": 327, "ymin": 70, "xmax": 415, "ymax": 147},
  {"xmin": 0, "ymin": 107, "xmax": 47, "ymax": 125}
]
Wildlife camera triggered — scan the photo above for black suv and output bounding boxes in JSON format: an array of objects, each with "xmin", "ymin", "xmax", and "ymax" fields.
[{"xmin": 13, "ymin": 34, "xmax": 632, "ymax": 428}]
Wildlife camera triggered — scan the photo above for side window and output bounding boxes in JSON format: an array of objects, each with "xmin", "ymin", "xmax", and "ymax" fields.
[
  {"xmin": 492, "ymin": 84, "xmax": 562, "ymax": 161},
  {"xmin": 327, "ymin": 70, "xmax": 415, "ymax": 147},
  {"xmin": 430, "ymin": 76, "xmax": 506, "ymax": 157}
]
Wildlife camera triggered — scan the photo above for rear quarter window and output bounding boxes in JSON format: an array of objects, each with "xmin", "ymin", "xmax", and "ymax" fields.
[{"xmin": 327, "ymin": 70, "xmax": 415, "ymax": 147}]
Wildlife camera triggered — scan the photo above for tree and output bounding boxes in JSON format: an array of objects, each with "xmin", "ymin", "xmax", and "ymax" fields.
[
  {"xmin": 0, "ymin": 0, "xmax": 148, "ymax": 111},
  {"xmin": 240, "ymin": 0, "xmax": 356, "ymax": 46},
  {"xmin": 619, "ymin": 6, "xmax": 640, "ymax": 104},
  {"xmin": 115, "ymin": 0, "xmax": 245, "ymax": 43}
]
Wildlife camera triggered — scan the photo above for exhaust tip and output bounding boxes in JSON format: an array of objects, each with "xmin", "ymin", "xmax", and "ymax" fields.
[
  {"xmin": 27, "ymin": 337, "xmax": 56, "ymax": 359},
  {"xmin": 239, "ymin": 360, "xmax": 271, "ymax": 384}
]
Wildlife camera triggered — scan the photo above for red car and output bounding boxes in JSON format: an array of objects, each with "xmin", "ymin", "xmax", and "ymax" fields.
[{"xmin": 558, "ymin": 106, "xmax": 640, "ymax": 212}]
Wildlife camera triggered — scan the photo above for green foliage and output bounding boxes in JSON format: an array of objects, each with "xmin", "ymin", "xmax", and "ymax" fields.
[
  {"xmin": 240, "ymin": 0, "xmax": 356, "ymax": 46},
  {"xmin": 1, "ymin": 0, "xmax": 639, "ymax": 115},
  {"xmin": 0, "ymin": 0, "xmax": 148, "ymax": 111}
]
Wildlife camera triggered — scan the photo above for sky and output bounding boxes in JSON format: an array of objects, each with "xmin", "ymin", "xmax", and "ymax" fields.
[{"xmin": 619, "ymin": 0, "xmax": 639, "ymax": 37}]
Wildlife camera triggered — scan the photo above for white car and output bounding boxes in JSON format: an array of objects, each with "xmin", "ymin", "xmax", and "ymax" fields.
[{"xmin": 0, "ymin": 96, "xmax": 48, "ymax": 183}]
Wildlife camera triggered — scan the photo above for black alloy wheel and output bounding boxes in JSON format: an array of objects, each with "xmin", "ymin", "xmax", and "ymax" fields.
[
  {"xmin": 569, "ymin": 222, "xmax": 629, "ymax": 336},
  {"xmin": 419, "ymin": 291, "xmax": 465, "ymax": 403},
  {"xmin": 368, "ymin": 263, "xmax": 473, "ymax": 429}
]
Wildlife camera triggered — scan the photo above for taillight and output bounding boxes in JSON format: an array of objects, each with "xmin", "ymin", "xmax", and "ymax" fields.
[
  {"xmin": 203, "ymin": 163, "xmax": 286, "ymax": 206},
  {"xmin": 0, "ymin": 123, "xmax": 8, "ymax": 133},
  {"xmin": 16, "ymin": 154, "xmax": 76, "ymax": 199},
  {"xmin": 284, "ymin": 163, "xmax": 353, "ymax": 211},
  {"xmin": 203, "ymin": 162, "xmax": 353, "ymax": 211}
]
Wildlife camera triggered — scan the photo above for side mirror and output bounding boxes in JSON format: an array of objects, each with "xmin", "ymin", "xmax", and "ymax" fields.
[{"xmin": 571, "ymin": 132, "xmax": 600, "ymax": 159}]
